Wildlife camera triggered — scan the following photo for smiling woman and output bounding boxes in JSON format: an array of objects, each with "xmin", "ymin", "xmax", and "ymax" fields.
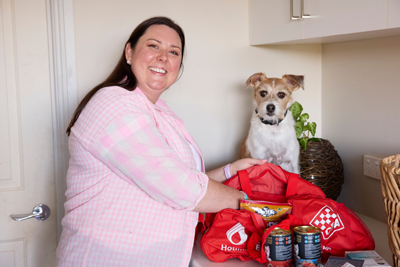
[
  {"xmin": 57, "ymin": 16, "xmax": 265, "ymax": 267},
  {"xmin": 125, "ymin": 24, "xmax": 182, "ymax": 103}
]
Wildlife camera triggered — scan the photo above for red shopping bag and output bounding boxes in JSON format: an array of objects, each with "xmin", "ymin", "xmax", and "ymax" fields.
[
  {"xmin": 202, "ymin": 162, "xmax": 325, "ymax": 232},
  {"xmin": 200, "ymin": 209, "xmax": 265, "ymax": 262},
  {"xmin": 289, "ymin": 196, "xmax": 375, "ymax": 259},
  {"xmin": 201, "ymin": 162, "xmax": 375, "ymax": 263},
  {"xmin": 238, "ymin": 163, "xmax": 375, "ymax": 263}
]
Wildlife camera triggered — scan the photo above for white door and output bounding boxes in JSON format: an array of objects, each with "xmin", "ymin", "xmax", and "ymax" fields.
[{"xmin": 0, "ymin": 0, "xmax": 57, "ymax": 266}]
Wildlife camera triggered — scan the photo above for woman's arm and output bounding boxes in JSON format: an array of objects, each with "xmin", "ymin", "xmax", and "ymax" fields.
[
  {"xmin": 193, "ymin": 179, "xmax": 244, "ymax": 212},
  {"xmin": 206, "ymin": 158, "xmax": 267, "ymax": 182},
  {"xmin": 194, "ymin": 158, "xmax": 266, "ymax": 213}
]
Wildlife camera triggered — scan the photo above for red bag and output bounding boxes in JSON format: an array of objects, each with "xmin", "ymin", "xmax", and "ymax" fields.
[
  {"xmin": 202, "ymin": 162, "xmax": 325, "ymax": 231},
  {"xmin": 201, "ymin": 162, "xmax": 375, "ymax": 263},
  {"xmin": 200, "ymin": 209, "xmax": 265, "ymax": 262},
  {"xmin": 290, "ymin": 197, "xmax": 375, "ymax": 259}
]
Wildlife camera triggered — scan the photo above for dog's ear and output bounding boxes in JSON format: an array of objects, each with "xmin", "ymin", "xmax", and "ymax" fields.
[
  {"xmin": 246, "ymin": 72, "xmax": 267, "ymax": 88},
  {"xmin": 282, "ymin": 74, "xmax": 304, "ymax": 91}
]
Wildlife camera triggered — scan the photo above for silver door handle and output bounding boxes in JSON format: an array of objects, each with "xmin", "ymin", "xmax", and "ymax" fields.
[
  {"xmin": 300, "ymin": 0, "xmax": 310, "ymax": 19},
  {"xmin": 11, "ymin": 204, "xmax": 51, "ymax": 221},
  {"xmin": 290, "ymin": 0, "xmax": 300, "ymax": 20},
  {"xmin": 291, "ymin": 0, "xmax": 310, "ymax": 20}
]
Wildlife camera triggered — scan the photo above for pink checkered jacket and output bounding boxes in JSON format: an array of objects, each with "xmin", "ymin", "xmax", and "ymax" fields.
[{"xmin": 56, "ymin": 86, "xmax": 209, "ymax": 267}]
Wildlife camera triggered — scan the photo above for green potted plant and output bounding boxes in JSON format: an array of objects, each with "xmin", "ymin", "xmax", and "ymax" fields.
[
  {"xmin": 289, "ymin": 101, "xmax": 344, "ymax": 200},
  {"xmin": 289, "ymin": 101, "xmax": 320, "ymax": 150}
]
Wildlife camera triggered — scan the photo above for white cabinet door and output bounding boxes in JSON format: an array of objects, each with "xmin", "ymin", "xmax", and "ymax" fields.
[
  {"xmin": 0, "ymin": 0, "xmax": 57, "ymax": 266},
  {"xmin": 249, "ymin": 0, "xmax": 303, "ymax": 45},
  {"xmin": 388, "ymin": 0, "xmax": 400, "ymax": 28},
  {"xmin": 304, "ymin": 0, "xmax": 387, "ymax": 39}
]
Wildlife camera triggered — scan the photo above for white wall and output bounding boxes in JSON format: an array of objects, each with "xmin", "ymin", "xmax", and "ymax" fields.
[
  {"xmin": 322, "ymin": 36, "xmax": 400, "ymax": 222},
  {"xmin": 72, "ymin": 0, "xmax": 321, "ymax": 170}
]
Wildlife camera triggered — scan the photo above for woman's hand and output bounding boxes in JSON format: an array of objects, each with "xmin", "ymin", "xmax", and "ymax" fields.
[{"xmin": 229, "ymin": 158, "xmax": 267, "ymax": 177}]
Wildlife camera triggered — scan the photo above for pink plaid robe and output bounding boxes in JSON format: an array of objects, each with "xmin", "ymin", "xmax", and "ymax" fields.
[{"xmin": 56, "ymin": 86, "xmax": 209, "ymax": 266}]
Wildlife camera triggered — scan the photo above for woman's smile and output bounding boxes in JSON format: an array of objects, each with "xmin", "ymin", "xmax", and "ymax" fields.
[{"xmin": 149, "ymin": 66, "xmax": 167, "ymax": 74}]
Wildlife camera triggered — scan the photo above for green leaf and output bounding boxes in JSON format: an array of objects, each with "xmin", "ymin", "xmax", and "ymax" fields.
[
  {"xmin": 309, "ymin": 122, "xmax": 317, "ymax": 137},
  {"xmin": 299, "ymin": 137, "xmax": 308, "ymax": 150},
  {"xmin": 299, "ymin": 113, "xmax": 309, "ymax": 123},
  {"xmin": 309, "ymin": 137, "xmax": 321, "ymax": 142},
  {"xmin": 289, "ymin": 101, "xmax": 302, "ymax": 120},
  {"xmin": 303, "ymin": 122, "xmax": 311, "ymax": 132},
  {"xmin": 294, "ymin": 121, "xmax": 304, "ymax": 138}
]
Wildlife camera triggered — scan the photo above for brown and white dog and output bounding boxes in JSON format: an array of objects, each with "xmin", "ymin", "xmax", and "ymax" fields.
[{"xmin": 238, "ymin": 73, "xmax": 304, "ymax": 174}]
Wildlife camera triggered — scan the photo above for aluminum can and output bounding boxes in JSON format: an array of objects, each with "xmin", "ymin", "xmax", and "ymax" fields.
[
  {"xmin": 265, "ymin": 227, "xmax": 292, "ymax": 267},
  {"xmin": 293, "ymin": 226, "xmax": 321, "ymax": 267}
]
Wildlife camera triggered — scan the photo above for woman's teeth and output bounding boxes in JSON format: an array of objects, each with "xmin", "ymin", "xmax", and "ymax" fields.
[{"xmin": 149, "ymin": 67, "xmax": 166, "ymax": 73}]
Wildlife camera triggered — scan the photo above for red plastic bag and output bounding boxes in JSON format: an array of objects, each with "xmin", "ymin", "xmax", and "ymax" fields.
[{"xmin": 200, "ymin": 209, "xmax": 265, "ymax": 262}]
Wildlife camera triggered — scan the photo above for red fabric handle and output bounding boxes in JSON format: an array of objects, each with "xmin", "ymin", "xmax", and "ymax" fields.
[
  {"xmin": 237, "ymin": 170, "xmax": 253, "ymax": 199},
  {"xmin": 260, "ymin": 214, "xmax": 303, "ymax": 263},
  {"xmin": 248, "ymin": 212, "xmax": 265, "ymax": 235},
  {"xmin": 248, "ymin": 214, "xmax": 303, "ymax": 264},
  {"xmin": 286, "ymin": 173, "xmax": 299, "ymax": 198}
]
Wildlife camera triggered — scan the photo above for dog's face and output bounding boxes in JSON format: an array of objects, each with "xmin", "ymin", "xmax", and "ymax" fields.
[{"xmin": 246, "ymin": 73, "xmax": 304, "ymax": 125}]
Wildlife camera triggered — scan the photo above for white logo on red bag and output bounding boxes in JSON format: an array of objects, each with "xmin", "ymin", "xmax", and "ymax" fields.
[
  {"xmin": 226, "ymin": 222, "xmax": 248, "ymax": 245},
  {"xmin": 310, "ymin": 205, "xmax": 344, "ymax": 239}
]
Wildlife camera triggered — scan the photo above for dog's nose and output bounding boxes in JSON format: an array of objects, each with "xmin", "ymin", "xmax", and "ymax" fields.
[{"xmin": 267, "ymin": 104, "xmax": 275, "ymax": 113}]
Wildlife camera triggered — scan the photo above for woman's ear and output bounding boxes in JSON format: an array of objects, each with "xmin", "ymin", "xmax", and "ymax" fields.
[{"xmin": 125, "ymin": 43, "xmax": 133, "ymax": 63}]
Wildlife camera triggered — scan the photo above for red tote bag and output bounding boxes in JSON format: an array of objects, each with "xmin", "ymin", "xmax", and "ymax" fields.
[
  {"xmin": 202, "ymin": 162, "xmax": 326, "ymax": 231},
  {"xmin": 201, "ymin": 162, "xmax": 375, "ymax": 263},
  {"xmin": 289, "ymin": 196, "xmax": 375, "ymax": 259},
  {"xmin": 238, "ymin": 163, "xmax": 375, "ymax": 263},
  {"xmin": 200, "ymin": 209, "xmax": 265, "ymax": 262}
]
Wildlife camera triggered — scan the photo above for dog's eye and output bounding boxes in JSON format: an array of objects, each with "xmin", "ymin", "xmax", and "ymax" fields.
[
  {"xmin": 278, "ymin": 92, "xmax": 286, "ymax": 98},
  {"xmin": 260, "ymin": 91, "xmax": 267, "ymax": 97}
]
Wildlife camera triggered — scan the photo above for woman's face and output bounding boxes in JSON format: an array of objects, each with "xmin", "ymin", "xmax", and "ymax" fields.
[{"xmin": 125, "ymin": 24, "xmax": 182, "ymax": 103}]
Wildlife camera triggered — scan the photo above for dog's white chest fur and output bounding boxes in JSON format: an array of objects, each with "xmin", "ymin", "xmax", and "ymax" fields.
[{"xmin": 246, "ymin": 111, "xmax": 300, "ymax": 173}]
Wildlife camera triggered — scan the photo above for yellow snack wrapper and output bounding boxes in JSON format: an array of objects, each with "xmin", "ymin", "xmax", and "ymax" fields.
[{"xmin": 240, "ymin": 199, "xmax": 292, "ymax": 227}]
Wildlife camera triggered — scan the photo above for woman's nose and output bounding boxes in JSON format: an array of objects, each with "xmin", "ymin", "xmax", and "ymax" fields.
[{"xmin": 157, "ymin": 50, "xmax": 168, "ymax": 61}]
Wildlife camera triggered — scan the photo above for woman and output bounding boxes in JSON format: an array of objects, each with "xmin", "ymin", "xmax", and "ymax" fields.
[{"xmin": 56, "ymin": 16, "xmax": 265, "ymax": 267}]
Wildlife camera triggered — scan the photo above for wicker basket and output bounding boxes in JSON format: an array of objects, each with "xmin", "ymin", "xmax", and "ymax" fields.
[
  {"xmin": 299, "ymin": 138, "xmax": 344, "ymax": 200},
  {"xmin": 380, "ymin": 154, "xmax": 400, "ymax": 267}
]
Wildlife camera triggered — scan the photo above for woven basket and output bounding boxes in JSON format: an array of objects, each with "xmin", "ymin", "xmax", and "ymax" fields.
[
  {"xmin": 380, "ymin": 154, "xmax": 400, "ymax": 267},
  {"xmin": 299, "ymin": 138, "xmax": 344, "ymax": 200}
]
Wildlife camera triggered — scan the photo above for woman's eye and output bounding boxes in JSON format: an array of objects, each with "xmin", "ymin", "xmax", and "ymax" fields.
[
  {"xmin": 149, "ymin": 44, "xmax": 158, "ymax": 49},
  {"xmin": 170, "ymin": 51, "xmax": 179, "ymax": 56},
  {"xmin": 260, "ymin": 91, "xmax": 267, "ymax": 97},
  {"xmin": 278, "ymin": 92, "xmax": 286, "ymax": 98}
]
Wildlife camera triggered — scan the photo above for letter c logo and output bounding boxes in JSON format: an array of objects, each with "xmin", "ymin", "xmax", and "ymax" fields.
[
  {"xmin": 325, "ymin": 227, "xmax": 332, "ymax": 236},
  {"xmin": 226, "ymin": 222, "xmax": 248, "ymax": 245}
]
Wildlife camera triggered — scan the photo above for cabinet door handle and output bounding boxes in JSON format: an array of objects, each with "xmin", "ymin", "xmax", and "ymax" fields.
[
  {"xmin": 290, "ymin": 0, "xmax": 300, "ymax": 20},
  {"xmin": 300, "ymin": 0, "xmax": 311, "ymax": 19}
]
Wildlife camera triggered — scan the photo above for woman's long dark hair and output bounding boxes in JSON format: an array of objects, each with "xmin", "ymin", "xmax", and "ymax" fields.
[{"xmin": 66, "ymin": 16, "xmax": 185, "ymax": 136}]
